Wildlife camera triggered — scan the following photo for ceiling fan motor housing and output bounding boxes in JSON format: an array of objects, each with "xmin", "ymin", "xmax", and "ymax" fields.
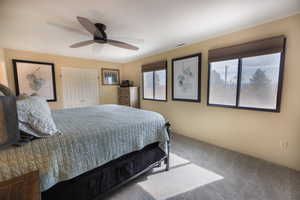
[{"xmin": 94, "ymin": 23, "xmax": 107, "ymax": 41}]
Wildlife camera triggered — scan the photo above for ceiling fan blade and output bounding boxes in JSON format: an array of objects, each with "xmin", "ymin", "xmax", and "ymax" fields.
[
  {"xmin": 107, "ymin": 39, "xmax": 139, "ymax": 51},
  {"xmin": 47, "ymin": 22, "xmax": 90, "ymax": 37},
  {"xmin": 77, "ymin": 16, "xmax": 104, "ymax": 38},
  {"xmin": 70, "ymin": 40, "xmax": 95, "ymax": 48},
  {"xmin": 109, "ymin": 36, "xmax": 144, "ymax": 44}
]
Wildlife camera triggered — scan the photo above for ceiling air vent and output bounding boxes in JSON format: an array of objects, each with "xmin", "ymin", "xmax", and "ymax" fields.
[{"xmin": 176, "ymin": 42, "xmax": 185, "ymax": 48}]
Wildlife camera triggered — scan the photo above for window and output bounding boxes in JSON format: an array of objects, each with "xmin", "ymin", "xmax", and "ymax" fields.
[
  {"xmin": 143, "ymin": 71, "xmax": 154, "ymax": 99},
  {"xmin": 154, "ymin": 70, "xmax": 167, "ymax": 100},
  {"xmin": 208, "ymin": 36, "xmax": 286, "ymax": 112},
  {"xmin": 142, "ymin": 61, "xmax": 167, "ymax": 101},
  {"xmin": 208, "ymin": 59, "xmax": 238, "ymax": 106},
  {"xmin": 239, "ymin": 53, "xmax": 281, "ymax": 110}
]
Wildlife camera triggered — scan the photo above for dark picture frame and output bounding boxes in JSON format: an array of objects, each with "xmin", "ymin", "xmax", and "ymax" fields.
[
  {"xmin": 13, "ymin": 59, "xmax": 57, "ymax": 102},
  {"xmin": 207, "ymin": 36, "xmax": 286, "ymax": 112},
  {"xmin": 101, "ymin": 68, "xmax": 120, "ymax": 85},
  {"xmin": 172, "ymin": 53, "xmax": 201, "ymax": 102}
]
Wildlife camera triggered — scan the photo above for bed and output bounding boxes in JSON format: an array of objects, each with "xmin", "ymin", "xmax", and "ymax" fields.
[{"xmin": 0, "ymin": 100, "xmax": 171, "ymax": 200}]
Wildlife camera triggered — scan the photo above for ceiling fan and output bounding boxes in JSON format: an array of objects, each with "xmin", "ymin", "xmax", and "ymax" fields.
[{"xmin": 70, "ymin": 16, "xmax": 139, "ymax": 51}]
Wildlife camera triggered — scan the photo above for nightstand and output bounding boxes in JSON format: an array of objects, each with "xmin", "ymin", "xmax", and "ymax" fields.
[{"xmin": 0, "ymin": 170, "xmax": 40, "ymax": 200}]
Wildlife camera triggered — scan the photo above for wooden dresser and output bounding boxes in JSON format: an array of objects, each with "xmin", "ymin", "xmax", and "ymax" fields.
[{"xmin": 118, "ymin": 87, "xmax": 140, "ymax": 108}]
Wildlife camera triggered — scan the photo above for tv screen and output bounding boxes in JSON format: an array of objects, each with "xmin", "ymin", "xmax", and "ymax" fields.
[{"xmin": 0, "ymin": 96, "xmax": 19, "ymax": 150}]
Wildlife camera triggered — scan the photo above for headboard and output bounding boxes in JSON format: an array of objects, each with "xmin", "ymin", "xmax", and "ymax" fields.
[
  {"xmin": 0, "ymin": 95, "xmax": 19, "ymax": 150},
  {"xmin": 0, "ymin": 84, "xmax": 19, "ymax": 149}
]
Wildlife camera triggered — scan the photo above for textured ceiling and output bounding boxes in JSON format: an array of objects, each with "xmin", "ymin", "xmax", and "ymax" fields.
[{"xmin": 0, "ymin": 0, "xmax": 299, "ymax": 63}]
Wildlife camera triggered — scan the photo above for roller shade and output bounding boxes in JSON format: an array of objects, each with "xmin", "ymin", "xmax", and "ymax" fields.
[
  {"xmin": 142, "ymin": 61, "xmax": 167, "ymax": 72},
  {"xmin": 208, "ymin": 35, "xmax": 286, "ymax": 62}
]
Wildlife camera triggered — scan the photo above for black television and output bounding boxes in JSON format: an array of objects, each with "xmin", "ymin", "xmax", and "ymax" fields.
[{"xmin": 0, "ymin": 96, "xmax": 19, "ymax": 150}]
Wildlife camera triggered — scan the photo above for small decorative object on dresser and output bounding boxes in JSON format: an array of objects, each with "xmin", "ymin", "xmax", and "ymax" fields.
[
  {"xmin": 118, "ymin": 86, "xmax": 140, "ymax": 108},
  {"xmin": 0, "ymin": 170, "xmax": 41, "ymax": 200},
  {"xmin": 120, "ymin": 80, "xmax": 134, "ymax": 87}
]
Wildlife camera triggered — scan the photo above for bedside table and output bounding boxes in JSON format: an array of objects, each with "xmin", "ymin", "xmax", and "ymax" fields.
[{"xmin": 0, "ymin": 170, "xmax": 40, "ymax": 200}]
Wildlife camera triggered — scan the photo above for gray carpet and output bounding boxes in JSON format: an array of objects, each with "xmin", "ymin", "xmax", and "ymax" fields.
[{"xmin": 104, "ymin": 134, "xmax": 300, "ymax": 200}]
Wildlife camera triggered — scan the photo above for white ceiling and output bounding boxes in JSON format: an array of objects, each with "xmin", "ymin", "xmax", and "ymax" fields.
[{"xmin": 0, "ymin": 0, "xmax": 299, "ymax": 63}]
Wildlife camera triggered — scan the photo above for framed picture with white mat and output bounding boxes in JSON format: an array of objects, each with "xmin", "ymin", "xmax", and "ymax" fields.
[{"xmin": 172, "ymin": 53, "xmax": 201, "ymax": 102}]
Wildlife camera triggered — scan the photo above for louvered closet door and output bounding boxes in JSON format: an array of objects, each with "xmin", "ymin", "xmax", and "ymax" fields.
[{"xmin": 62, "ymin": 67, "xmax": 100, "ymax": 108}]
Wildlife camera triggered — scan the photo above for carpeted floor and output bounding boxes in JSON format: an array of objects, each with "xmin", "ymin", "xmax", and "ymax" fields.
[{"xmin": 104, "ymin": 133, "xmax": 300, "ymax": 200}]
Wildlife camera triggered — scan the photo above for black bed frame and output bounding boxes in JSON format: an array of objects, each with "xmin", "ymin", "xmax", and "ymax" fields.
[{"xmin": 42, "ymin": 122, "xmax": 171, "ymax": 200}]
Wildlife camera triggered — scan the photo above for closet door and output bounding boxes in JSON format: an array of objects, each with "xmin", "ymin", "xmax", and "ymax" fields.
[{"xmin": 61, "ymin": 67, "xmax": 99, "ymax": 108}]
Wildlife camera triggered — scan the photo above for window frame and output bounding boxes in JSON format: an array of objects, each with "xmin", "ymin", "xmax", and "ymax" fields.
[
  {"xmin": 207, "ymin": 51, "xmax": 286, "ymax": 112},
  {"xmin": 142, "ymin": 68, "xmax": 168, "ymax": 102}
]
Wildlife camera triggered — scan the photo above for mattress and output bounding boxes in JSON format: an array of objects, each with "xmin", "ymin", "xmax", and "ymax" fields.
[{"xmin": 0, "ymin": 105, "xmax": 169, "ymax": 191}]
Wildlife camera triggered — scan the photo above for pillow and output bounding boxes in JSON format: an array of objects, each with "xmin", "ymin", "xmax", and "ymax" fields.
[
  {"xmin": 17, "ymin": 93, "xmax": 38, "ymax": 100},
  {"xmin": 18, "ymin": 122, "xmax": 50, "ymax": 138},
  {"xmin": 17, "ymin": 96, "xmax": 58, "ymax": 137},
  {"xmin": 16, "ymin": 93, "xmax": 30, "ymax": 100}
]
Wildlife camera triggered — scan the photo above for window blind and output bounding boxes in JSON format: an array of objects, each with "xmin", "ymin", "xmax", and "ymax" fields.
[
  {"xmin": 141, "ymin": 61, "xmax": 167, "ymax": 72},
  {"xmin": 208, "ymin": 35, "xmax": 286, "ymax": 62}
]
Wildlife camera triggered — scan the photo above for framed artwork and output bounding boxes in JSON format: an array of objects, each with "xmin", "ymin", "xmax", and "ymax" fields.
[
  {"xmin": 101, "ymin": 68, "xmax": 120, "ymax": 85},
  {"xmin": 172, "ymin": 53, "xmax": 201, "ymax": 102},
  {"xmin": 13, "ymin": 60, "xmax": 57, "ymax": 102}
]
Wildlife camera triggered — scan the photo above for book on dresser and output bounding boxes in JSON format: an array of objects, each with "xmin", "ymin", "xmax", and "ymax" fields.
[{"xmin": 118, "ymin": 87, "xmax": 140, "ymax": 108}]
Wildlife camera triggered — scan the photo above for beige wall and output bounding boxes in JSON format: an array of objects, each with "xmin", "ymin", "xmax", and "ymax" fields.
[
  {"xmin": 122, "ymin": 14, "xmax": 300, "ymax": 170},
  {"xmin": 0, "ymin": 49, "xmax": 8, "ymax": 86},
  {"xmin": 4, "ymin": 49, "xmax": 122, "ymax": 109}
]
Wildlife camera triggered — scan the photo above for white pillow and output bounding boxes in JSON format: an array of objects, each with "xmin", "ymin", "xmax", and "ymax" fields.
[
  {"xmin": 19, "ymin": 122, "xmax": 47, "ymax": 137},
  {"xmin": 17, "ymin": 96, "xmax": 58, "ymax": 137}
]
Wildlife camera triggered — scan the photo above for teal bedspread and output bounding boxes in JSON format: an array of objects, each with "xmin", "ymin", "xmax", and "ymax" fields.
[{"xmin": 0, "ymin": 105, "xmax": 169, "ymax": 191}]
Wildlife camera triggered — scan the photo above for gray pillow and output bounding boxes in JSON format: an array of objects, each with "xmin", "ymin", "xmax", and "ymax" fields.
[{"xmin": 17, "ymin": 96, "xmax": 58, "ymax": 137}]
